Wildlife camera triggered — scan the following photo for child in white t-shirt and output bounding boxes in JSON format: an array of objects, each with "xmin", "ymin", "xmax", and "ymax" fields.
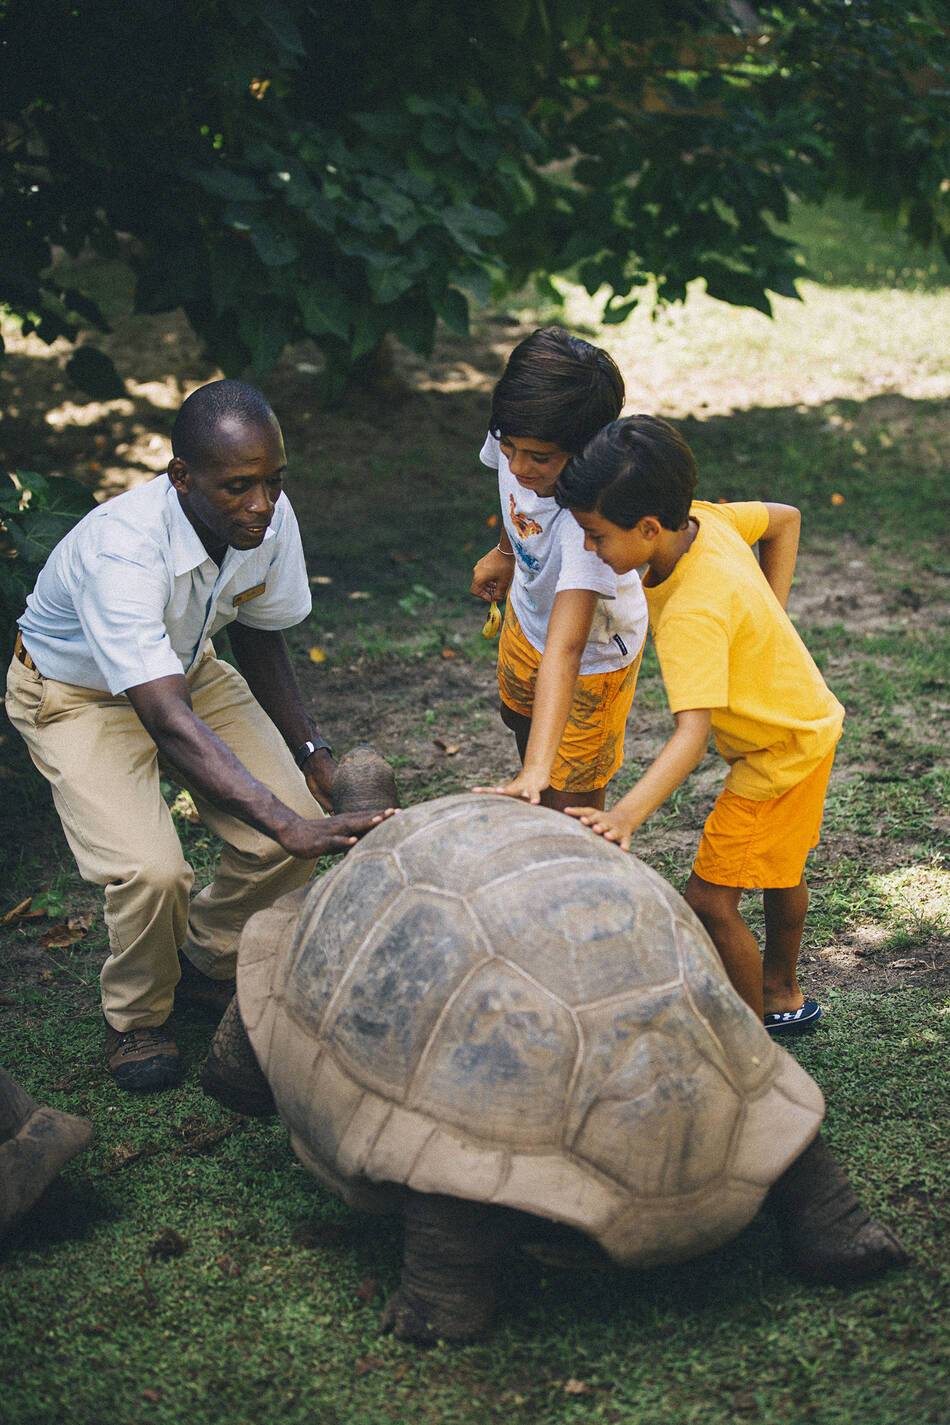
[{"xmin": 471, "ymin": 328, "xmax": 647, "ymax": 810}]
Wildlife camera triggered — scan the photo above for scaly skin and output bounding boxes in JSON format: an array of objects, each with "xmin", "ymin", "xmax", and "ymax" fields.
[{"xmin": 765, "ymin": 1133, "xmax": 909, "ymax": 1284}]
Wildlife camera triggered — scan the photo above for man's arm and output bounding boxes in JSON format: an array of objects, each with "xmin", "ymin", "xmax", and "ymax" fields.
[
  {"xmin": 565, "ymin": 708, "xmax": 711, "ymax": 850},
  {"xmin": 124, "ymin": 675, "xmax": 388, "ymax": 859},
  {"xmin": 758, "ymin": 503, "xmax": 801, "ymax": 610},
  {"xmin": 477, "ymin": 588, "xmax": 597, "ymax": 803},
  {"xmin": 227, "ymin": 622, "xmax": 334, "ymax": 811}
]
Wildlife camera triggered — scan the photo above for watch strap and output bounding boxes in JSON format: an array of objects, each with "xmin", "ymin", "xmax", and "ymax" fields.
[{"xmin": 293, "ymin": 736, "xmax": 333, "ymax": 768}]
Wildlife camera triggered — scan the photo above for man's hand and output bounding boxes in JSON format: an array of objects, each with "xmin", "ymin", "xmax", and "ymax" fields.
[
  {"xmin": 473, "ymin": 767, "xmax": 549, "ymax": 805},
  {"xmin": 470, "ymin": 545, "xmax": 514, "ymax": 603},
  {"xmin": 278, "ymin": 808, "xmax": 397, "ymax": 859},
  {"xmin": 302, "ymin": 747, "xmax": 336, "ymax": 813},
  {"xmin": 564, "ymin": 805, "xmax": 634, "ymax": 851}
]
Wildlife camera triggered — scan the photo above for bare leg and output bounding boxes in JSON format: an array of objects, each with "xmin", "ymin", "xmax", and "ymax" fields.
[
  {"xmin": 381, "ymin": 1191, "xmax": 516, "ymax": 1344},
  {"xmin": 684, "ymin": 873, "xmax": 764, "ymax": 1018},
  {"xmin": 497, "ymin": 703, "xmax": 606, "ymax": 814},
  {"xmin": 763, "ymin": 878, "xmax": 808, "ymax": 1016},
  {"xmin": 766, "ymin": 1133, "xmax": 908, "ymax": 1283}
]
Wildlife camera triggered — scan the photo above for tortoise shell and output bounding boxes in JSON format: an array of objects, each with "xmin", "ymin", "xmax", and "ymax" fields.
[{"xmin": 238, "ymin": 794, "xmax": 823, "ymax": 1266}]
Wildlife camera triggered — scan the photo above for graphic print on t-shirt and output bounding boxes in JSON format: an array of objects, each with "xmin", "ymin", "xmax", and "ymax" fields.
[{"xmin": 508, "ymin": 493, "xmax": 544, "ymax": 539}]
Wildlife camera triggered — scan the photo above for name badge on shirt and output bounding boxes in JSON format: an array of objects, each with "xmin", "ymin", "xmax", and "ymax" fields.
[{"xmin": 233, "ymin": 581, "xmax": 266, "ymax": 606}]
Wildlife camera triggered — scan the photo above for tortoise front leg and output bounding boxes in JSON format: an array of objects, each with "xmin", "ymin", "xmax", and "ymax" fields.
[
  {"xmin": 381, "ymin": 1191, "xmax": 515, "ymax": 1344},
  {"xmin": 0, "ymin": 1068, "xmax": 93, "ymax": 1234},
  {"xmin": 766, "ymin": 1132, "xmax": 908, "ymax": 1284},
  {"xmin": 200, "ymin": 995, "xmax": 275, "ymax": 1118}
]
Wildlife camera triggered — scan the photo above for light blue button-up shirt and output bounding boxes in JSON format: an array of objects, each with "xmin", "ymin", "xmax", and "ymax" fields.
[{"xmin": 18, "ymin": 475, "xmax": 312, "ymax": 694}]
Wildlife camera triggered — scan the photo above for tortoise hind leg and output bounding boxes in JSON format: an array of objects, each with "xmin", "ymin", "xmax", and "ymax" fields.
[
  {"xmin": 381, "ymin": 1191, "xmax": 516, "ymax": 1344},
  {"xmin": 200, "ymin": 995, "xmax": 276, "ymax": 1118},
  {"xmin": 766, "ymin": 1132, "xmax": 908, "ymax": 1284}
]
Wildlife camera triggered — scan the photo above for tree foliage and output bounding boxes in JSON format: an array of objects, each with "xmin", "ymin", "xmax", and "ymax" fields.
[
  {"xmin": 0, "ymin": 471, "xmax": 96, "ymax": 655},
  {"xmin": 1, "ymin": 0, "xmax": 946, "ymax": 393}
]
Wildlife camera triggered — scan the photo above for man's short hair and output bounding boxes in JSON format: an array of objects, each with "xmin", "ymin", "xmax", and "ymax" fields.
[
  {"xmin": 556, "ymin": 416, "xmax": 698, "ymax": 530},
  {"xmin": 489, "ymin": 327, "xmax": 625, "ymax": 455},
  {"xmin": 171, "ymin": 380, "xmax": 277, "ymax": 466}
]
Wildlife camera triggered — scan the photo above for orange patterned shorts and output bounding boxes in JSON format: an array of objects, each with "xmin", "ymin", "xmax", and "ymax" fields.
[
  {"xmin": 497, "ymin": 601, "xmax": 642, "ymax": 792},
  {"xmin": 693, "ymin": 748, "xmax": 837, "ymax": 890}
]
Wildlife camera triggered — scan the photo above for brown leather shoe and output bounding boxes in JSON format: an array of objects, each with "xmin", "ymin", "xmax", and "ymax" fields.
[
  {"xmin": 175, "ymin": 951, "xmax": 236, "ymax": 1019},
  {"xmin": 104, "ymin": 1019, "xmax": 181, "ymax": 1092}
]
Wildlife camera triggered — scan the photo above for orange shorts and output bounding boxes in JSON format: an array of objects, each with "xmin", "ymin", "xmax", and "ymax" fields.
[
  {"xmin": 497, "ymin": 601, "xmax": 642, "ymax": 793},
  {"xmin": 693, "ymin": 748, "xmax": 837, "ymax": 890}
]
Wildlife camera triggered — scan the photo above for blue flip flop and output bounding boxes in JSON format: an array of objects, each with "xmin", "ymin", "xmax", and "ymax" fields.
[{"xmin": 764, "ymin": 1000, "xmax": 822, "ymax": 1035}]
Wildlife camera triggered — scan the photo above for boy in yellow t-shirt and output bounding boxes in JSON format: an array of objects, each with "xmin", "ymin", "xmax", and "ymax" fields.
[{"xmin": 555, "ymin": 416, "xmax": 844, "ymax": 1033}]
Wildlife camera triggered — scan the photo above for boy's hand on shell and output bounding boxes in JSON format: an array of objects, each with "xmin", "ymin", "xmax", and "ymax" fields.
[
  {"xmin": 472, "ymin": 770, "xmax": 547, "ymax": 805},
  {"xmin": 565, "ymin": 806, "xmax": 632, "ymax": 852}
]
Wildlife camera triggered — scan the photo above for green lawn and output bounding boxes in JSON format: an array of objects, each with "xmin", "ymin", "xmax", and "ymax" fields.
[{"xmin": 1, "ymin": 196, "xmax": 948, "ymax": 1425}]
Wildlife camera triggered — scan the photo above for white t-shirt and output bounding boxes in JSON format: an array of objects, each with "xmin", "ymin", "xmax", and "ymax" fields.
[
  {"xmin": 480, "ymin": 433, "xmax": 647, "ymax": 675},
  {"xmin": 19, "ymin": 475, "xmax": 311, "ymax": 694}
]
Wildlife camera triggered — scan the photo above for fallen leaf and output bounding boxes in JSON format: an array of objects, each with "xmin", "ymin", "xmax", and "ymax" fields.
[
  {"xmin": 831, "ymin": 492, "xmax": 845, "ymax": 506},
  {"xmin": 433, "ymin": 738, "xmax": 461, "ymax": 756},
  {"xmin": 348, "ymin": 590, "xmax": 371, "ymax": 601},
  {"xmin": 888, "ymin": 958, "xmax": 928, "ymax": 971},
  {"xmin": 440, "ymin": 647, "xmax": 457, "ymax": 660},
  {"xmin": 354, "ymin": 1356, "xmax": 384, "ymax": 1377},
  {"xmin": 0, "ymin": 897, "xmax": 33, "ymax": 926},
  {"xmin": 308, "ymin": 646, "xmax": 328, "ymax": 664},
  {"xmin": 141, "ymin": 1387, "xmax": 163, "ymax": 1404},
  {"xmin": 216, "ymin": 1254, "xmax": 242, "ymax": 1278},
  {"xmin": 40, "ymin": 923, "xmax": 86, "ymax": 949},
  {"xmin": 148, "ymin": 1227, "xmax": 188, "ymax": 1260},
  {"xmin": 563, "ymin": 1378, "xmax": 591, "ymax": 1395},
  {"xmin": 486, "ymin": 513, "xmax": 499, "ymax": 528},
  {"xmin": 717, "ymin": 496, "xmax": 729, "ymax": 503},
  {"xmin": 392, "ymin": 1363, "xmax": 409, "ymax": 1381},
  {"xmin": 355, "ymin": 1276, "xmax": 378, "ymax": 1302},
  {"xmin": 38, "ymin": 968, "xmax": 55, "ymax": 984}
]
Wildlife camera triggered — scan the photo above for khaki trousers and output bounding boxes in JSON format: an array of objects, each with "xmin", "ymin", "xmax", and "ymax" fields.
[{"xmin": 5, "ymin": 649, "xmax": 319, "ymax": 1031}]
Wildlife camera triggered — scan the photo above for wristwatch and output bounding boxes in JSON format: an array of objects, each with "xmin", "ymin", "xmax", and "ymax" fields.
[{"xmin": 293, "ymin": 736, "xmax": 333, "ymax": 768}]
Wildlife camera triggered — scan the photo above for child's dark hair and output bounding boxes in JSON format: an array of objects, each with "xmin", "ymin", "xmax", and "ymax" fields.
[
  {"xmin": 556, "ymin": 416, "xmax": 697, "ymax": 530},
  {"xmin": 489, "ymin": 327, "xmax": 624, "ymax": 455}
]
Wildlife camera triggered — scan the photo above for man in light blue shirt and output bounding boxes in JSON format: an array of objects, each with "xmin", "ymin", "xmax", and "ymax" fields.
[{"xmin": 6, "ymin": 381, "xmax": 390, "ymax": 1091}]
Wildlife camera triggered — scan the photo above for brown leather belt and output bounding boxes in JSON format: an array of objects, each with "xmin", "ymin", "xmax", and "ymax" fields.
[{"xmin": 13, "ymin": 632, "xmax": 36, "ymax": 672}]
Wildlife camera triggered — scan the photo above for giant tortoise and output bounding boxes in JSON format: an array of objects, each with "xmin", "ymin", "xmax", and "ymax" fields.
[{"xmin": 203, "ymin": 757, "xmax": 906, "ymax": 1342}]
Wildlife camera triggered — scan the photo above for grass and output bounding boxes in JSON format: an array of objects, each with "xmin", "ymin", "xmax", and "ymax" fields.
[{"xmin": 1, "ymin": 196, "xmax": 948, "ymax": 1424}]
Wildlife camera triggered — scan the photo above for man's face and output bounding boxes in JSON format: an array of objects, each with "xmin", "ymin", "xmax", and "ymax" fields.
[
  {"xmin": 169, "ymin": 416, "xmax": 287, "ymax": 556},
  {"xmin": 499, "ymin": 434, "xmax": 570, "ymax": 498},
  {"xmin": 570, "ymin": 508, "xmax": 655, "ymax": 574}
]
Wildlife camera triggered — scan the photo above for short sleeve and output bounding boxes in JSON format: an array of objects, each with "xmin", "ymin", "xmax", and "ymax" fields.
[
  {"xmin": 76, "ymin": 546, "xmax": 183, "ymax": 694},
  {"xmin": 654, "ymin": 613, "xmax": 731, "ymax": 713},
  {"xmin": 479, "ymin": 432, "xmax": 500, "ymax": 469},
  {"xmin": 717, "ymin": 501, "xmax": 769, "ymax": 547},
  {"xmin": 235, "ymin": 495, "xmax": 312, "ymax": 630},
  {"xmin": 554, "ymin": 510, "xmax": 617, "ymax": 598}
]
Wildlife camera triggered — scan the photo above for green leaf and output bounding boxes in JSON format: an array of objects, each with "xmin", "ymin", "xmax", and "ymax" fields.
[
  {"xmin": 237, "ymin": 306, "xmax": 292, "ymax": 375},
  {"xmin": 260, "ymin": 3, "xmax": 306, "ymax": 57},
  {"xmin": 65, "ymin": 347, "xmax": 126, "ymax": 400},
  {"xmin": 368, "ymin": 261, "xmax": 418, "ymax": 305},
  {"xmin": 350, "ymin": 305, "xmax": 388, "ymax": 361},
  {"xmin": 601, "ymin": 295, "xmax": 639, "ymax": 324},
  {"xmin": 434, "ymin": 287, "xmax": 470, "ymax": 336},
  {"xmin": 185, "ymin": 166, "xmax": 266, "ymax": 203},
  {"xmin": 297, "ymin": 283, "xmax": 350, "ymax": 341},
  {"xmin": 554, "ymin": 0, "xmax": 589, "ymax": 44},
  {"xmin": 248, "ymin": 219, "xmax": 298, "ymax": 267}
]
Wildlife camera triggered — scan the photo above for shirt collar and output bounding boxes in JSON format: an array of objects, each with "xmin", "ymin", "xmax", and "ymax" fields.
[{"xmin": 165, "ymin": 477, "xmax": 276, "ymax": 578}]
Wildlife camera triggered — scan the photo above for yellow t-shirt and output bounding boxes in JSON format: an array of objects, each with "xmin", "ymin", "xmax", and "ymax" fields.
[{"xmin": 644, "ymin": 500, "xmax": 844, "ymax": 800}]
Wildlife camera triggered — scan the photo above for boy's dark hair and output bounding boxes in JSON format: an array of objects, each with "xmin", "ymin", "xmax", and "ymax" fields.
[
  {"xmin": 556, "ymin": 416, "xmax": 698, "ymax": 530},
  {"xmin": 489, "ymin": 327, "xmax": 624, "ymax": 455},
  {"xmin": 172, "ymin": 380, "xmax": 277, "ymax": 466}
]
